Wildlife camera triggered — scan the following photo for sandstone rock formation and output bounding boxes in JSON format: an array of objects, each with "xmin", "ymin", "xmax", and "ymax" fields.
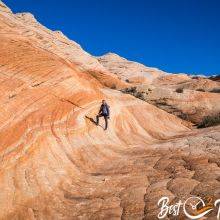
[
  {"xmin": 147, "ymin": 75, "xmax": 220, "ymax": 124},
  {"xmin": 97, "ymin": 53, "xmax": 220, "ymax": 125},
  {"xmin": 135, "ymin": 84, "xmax": 220, "ymax": 124},
  {"xmin": 121, "ymin": 73, "xmax": 220, "ymax": 125},
  {"xmin": 153, "ymin": 74, "xmax": 220, "ymax": 92},
  {"xmin": 0, "ymin": 1, "xmax": 220, "ymax": 220},
  {"xmin": 97, "ymin": 53, "xmax": 166, "ymax": 84},
  {"xmin": 0, "ymin": 1, "xmax": 127, "ymax": 90},
  {"xmin": 96, "ymin": 49, "xmax": 220, "ymax": 122}
]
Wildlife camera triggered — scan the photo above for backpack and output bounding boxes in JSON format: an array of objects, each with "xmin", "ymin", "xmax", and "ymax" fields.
[{"xmin": 102, "ymin": 104, "xmax": 109, "ymax": 115}]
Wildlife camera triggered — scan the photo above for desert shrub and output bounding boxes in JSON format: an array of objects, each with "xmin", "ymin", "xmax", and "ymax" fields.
[
  {"xmin": 122, "ymin": 87, "xmax": 137, "ymax": 94},
  {"xmin": 135, "ymin": 92, "xmax": 145, "ymax": 100},
  {"xmin": 110, "ymin": 84, "xmax": 116, "ymax": 89},
  {"xmin": 121, "ymin": 87, "xmax": 146, "ymax": 100},
  {"xmin": 192, "ymin": 76, "xmax": 199, "ymax": 79},
  {"xmin": 196, "ymin": 88, "xmax": 205, "ymax": 92},
  {"xmin": 179, "ymin": 113, "xmax": 190, "ymax": 121},
  {"xmin": 209, "ymin": 88, "xmax": 220, "ymax": 93},
  {"xmin": 130, "ymin": 87, "xmax": 137, "ymax": 93},
  {"xmin": 125, "ymin": 79, "xmax": 130, "ymax": 83},
  {"xmin": 197, "ymin": 113, "xmax": 220, "ymax": 128},
  {"xmin": 175, "ymin": 88, "xmax": 184, "ymax": 93}
]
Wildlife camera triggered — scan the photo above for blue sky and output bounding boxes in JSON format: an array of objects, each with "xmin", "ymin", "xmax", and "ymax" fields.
[{"xmin": 3, "ymin": 0, "xmax": 220, "ymax": 75}]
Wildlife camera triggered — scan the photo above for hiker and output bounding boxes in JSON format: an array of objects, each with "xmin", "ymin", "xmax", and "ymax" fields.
[{"xmin": 96, "ymin": 100, "xmax": 110, "ymax": 130}]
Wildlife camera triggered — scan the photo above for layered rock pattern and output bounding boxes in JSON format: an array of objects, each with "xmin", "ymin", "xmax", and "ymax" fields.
[
  {"xmin": 97, "ymin": 53, "xmax": 165, "ymax": 84},
  {"xmin": 137, "ymin": 85, "xmax": 220, "ymax": 124},
  {"xmin": 97, "ymin": 55, "xmax": 220, "ymax": 124},
  {"xmin": 0, "ymin": 2, "xmax": 127, "ymax": 89}
]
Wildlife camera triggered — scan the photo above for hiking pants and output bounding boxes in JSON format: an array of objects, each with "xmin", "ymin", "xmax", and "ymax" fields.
[{"xmin": 96, "ymin": 114, "xmax": 108, "ymax": 130}]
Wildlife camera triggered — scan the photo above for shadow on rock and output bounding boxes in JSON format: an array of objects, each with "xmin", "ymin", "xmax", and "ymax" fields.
[{"xmin": 85, "ymin": 115, "xmax": 97, "ymax": 125}]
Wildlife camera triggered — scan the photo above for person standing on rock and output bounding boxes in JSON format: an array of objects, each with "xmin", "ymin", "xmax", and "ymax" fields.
[{"xmin": 96, "ymin": 100, "xmax": 110, "ymax": 130}]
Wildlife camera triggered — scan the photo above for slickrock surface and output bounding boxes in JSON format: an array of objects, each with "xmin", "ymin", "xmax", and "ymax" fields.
[
  {"xmin": 136, "ymin": 85, "xmax": 220, "ymax": 124},
  {"xmin": 0, "ymin": 2, "xmax": 127, "ymax": 89},
  {"xmin": 0, "ymin": 1, "xmax": 220, "ymax": 219},
  {"xmin": 96, "ymin": 53, "xmax": 220, "ymax": 123},
  {"xmin": 153, "ymin": 74, "xmax": 220, "ymax": 92},
  {"xmin": 125, "ymin": 74, "xmax": 220, "ymax": 124},
  {"xmin": 97, "ymin": 53, "xmax": 166, "ymax": 84}
]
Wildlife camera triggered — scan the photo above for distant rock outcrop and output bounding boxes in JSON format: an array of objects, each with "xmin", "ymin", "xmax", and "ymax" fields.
[
  {"xmin": 0, "ymin": 0, "xmax": 11, "ymax": 13},
  {"xmin": 137, "ymin": 85, "xmax": 220, "ymax": 124},
  {"xmin": 97, "ymin": 52, "xmax": 166, "ymax": 84},
  {"xmin": 153, "ymin": 74, "xmax": 220, "ymax": 92},
  {"xmin": 120, "ymin": 72, "xmax": 220, "ymax": 125}
]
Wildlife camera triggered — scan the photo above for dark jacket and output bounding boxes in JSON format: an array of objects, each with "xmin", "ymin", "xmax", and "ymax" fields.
[{"xmin": 99, "ymin": 104, "xmax": 110, "ymax": 116}]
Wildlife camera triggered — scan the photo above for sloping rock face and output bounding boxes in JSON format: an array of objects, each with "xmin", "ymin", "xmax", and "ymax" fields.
[
  {"xmin": 0, "ymin": 0, "xmax": 11, "ymax": 13},
  {"xmin": 97, "ymin": 53, "xmax": 166, "ymax": 84},
  {"xmin": 123, "ymin": 74, "xmax": 220, "ymax": 124},
  {"xmin": 97, "ymin": 52, "xmax": 220, "ymax": 124},
  {"xmin": 0, "ymin": 2, "xmax": 127, "ymax": 89},
  {"xmin": 0, "ymin": 2, "xmax": 220, "ymax": 220},
  {"xmin": 153, "ymin": 74, "xmax": 220, "ymax": 92},
  {"xmin": 136, "ymin": 85, "xmax": 220, "ymax": 124}
]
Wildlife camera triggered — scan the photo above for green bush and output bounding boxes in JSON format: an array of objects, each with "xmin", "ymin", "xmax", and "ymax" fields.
[{"xmin": 197, "ymin": 113, "xmax": 220, "ymax": 128}]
